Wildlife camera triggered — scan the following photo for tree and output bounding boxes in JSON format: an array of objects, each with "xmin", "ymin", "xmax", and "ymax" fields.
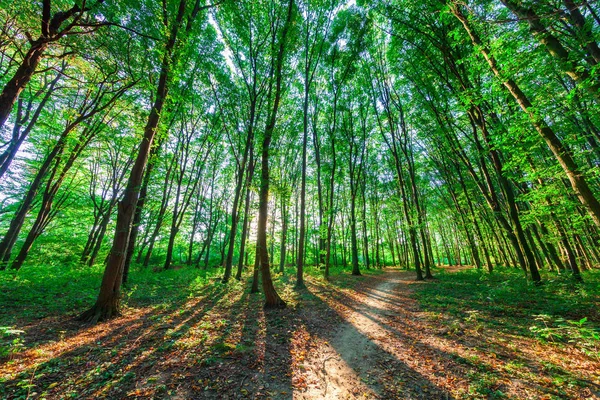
[
  {"xmin": 0, "ymin": 0, "xmax": 103, "ymax": 131},
  {"xmin": 80, "ymin": 0, "xmax": 214, "ymax": 322},
  {"xmin": 255, "ymin": 0, "xmax": 295, "ymax": 308}
]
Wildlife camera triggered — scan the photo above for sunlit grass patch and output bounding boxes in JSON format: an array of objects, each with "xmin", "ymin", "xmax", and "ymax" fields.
[
  {"xmin": 414, "ymin": 266, "xmax": 600, "ymax": 354},
  {"xmin": 0, "ymin": 263, "xmax": 225, "ymax": 325}
]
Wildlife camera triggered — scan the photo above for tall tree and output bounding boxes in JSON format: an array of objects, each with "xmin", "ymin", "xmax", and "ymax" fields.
[
  {"xmin": 80, "ymin": 0, "xmax": 214, "ymax": 322},
  {"xmin": 255, "ymin": 0, "xmax": 295, "ymax": 308}
]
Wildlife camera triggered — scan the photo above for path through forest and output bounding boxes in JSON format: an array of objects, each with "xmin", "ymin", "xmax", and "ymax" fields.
[
  {"xmin": 300, "ymin": 270, "xmax": 425, "ymax": 398},
  {"xmin": 297, "ymin": 270, "xmax": 454, "ymax": 399},
  {"xmin": 297, "ymin": 269, "xmax": 598, "ymax": 399},
  {"xmin": 1, "ymin": 268, "xmax": 599, "ymax": 399}
]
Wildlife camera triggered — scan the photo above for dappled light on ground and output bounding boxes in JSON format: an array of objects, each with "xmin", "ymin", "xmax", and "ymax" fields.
[{"xmin": 1, "ymin": 268, "xmax": 598, "ymax": 399}]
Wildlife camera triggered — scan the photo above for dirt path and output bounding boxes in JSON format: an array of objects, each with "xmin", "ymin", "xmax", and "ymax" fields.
[
  {"xmin": 296, "ymin": 269, "xmax": 599, "ymax": 399},
  {"xmin": 297, "ymin": 270, "xmax": 450, "ymax": 399},
  {"xmin": 2, "ymin": 268, "xmax": 598, "ymax": 399},
  {"xmin": 299, "ymin": 271, "xmax": 404, "ymax": 398}
]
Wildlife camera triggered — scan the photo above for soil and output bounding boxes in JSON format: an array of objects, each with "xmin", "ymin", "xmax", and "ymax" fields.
[{"xmin": 1, "ymin": 268, "xmax": 599, "ymax": 399}]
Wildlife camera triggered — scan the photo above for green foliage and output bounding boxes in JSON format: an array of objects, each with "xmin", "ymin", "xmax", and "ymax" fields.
[
  {"xmin": 530, "ymin": 316, "xmax": 600, "ymax": 360},
  {"xmin": 414, "ymin": 267, "xmax": 600, "ymax": 352},
  {"xmin": 0, "ymin": 326, "xmax": 25, "ymax": 359},
  {"xmin": 1, "ymin": 0, "xmax": 599, "ymax": 343},
  {"xmin": 0, "ymin": 263, "xmax": 224, "ymax": 326}
]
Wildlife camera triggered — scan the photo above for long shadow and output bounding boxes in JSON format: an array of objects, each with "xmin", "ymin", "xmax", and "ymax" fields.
[
  {"xmin": 1, "ymin": 282, "xmax": 223, "ymax": 363},
  {"xmin": 140, "ymin": 287, "xmax": 295, "ymax": 400},
  {"xmin": 166, "ymin": 288, "xmax": 292, "ymax": 399},
  {"xmin": 261, "ymin": 307, "xmax": 294, "ymax": 399},
  {"xmin": 3, "ymin": 269, "xmax": 595, "ymax": 399},
  {"xmin": 297, "ymin": 286, "xmax": 455, "ymax": 399},
  {"xmin": 126, "ymin": 287, "xmax": 254, "ymax": 399},
  {"xmin": 311, "ymin": 273, "xmax": 600, "ymax": 399},
  {"xmin": 0, "ymin": 283, "xmax": 231, "ymax": 399}
]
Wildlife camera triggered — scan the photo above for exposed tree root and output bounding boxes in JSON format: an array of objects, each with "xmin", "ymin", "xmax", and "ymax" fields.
[
  {"xmin": 77, "ymin": 301, "xmax": 121, "ymax": 324},
  {"xmin": 264, "ymin": 299, "xmax": 286, "ymax": 309}
]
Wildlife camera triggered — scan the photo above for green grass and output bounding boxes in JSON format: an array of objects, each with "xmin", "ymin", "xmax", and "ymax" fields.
[
  {"xmin": 0, "ymin": 260, "xmax": 381, "ymax": 326},
  {"xmin": 1, "ymin": 259, "xmax": 383, "ymax": 398},
  {"xmin": 414, "ymin": 266, "xmax": 600, "ymax": 357},
  {"xmin": 0, "ymin": 262, "xmax": 223, "ymax": 326},
  {"xmin": 301, "ymin": 263, "xmax": 386, "ymax": 285}
]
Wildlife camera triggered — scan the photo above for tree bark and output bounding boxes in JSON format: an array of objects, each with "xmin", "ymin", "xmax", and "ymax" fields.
[
  {"xmin": 451, "ymin": 3, "xmax": 600, "ymax": 229},
  {"xmin": 0, "ymin": 1, "xmax": 90, "ymax": 131},
  {"xmin": 80, "ymin": 0, "xmax": 189, "ymax": 323},
  {"xmin": 256, "ymin": 0, "xmax": 294, "ymax": 308},
  {"xmin": 236, "ymin": 158, "xmax": 255, "ymax": 280},
  {"xmin": 0, "ymin": 41, "xmax": 48, "ymax": 131},
  {"xmin": 500, "ymin": 0, "xmax": 599, "ymax": 94}
]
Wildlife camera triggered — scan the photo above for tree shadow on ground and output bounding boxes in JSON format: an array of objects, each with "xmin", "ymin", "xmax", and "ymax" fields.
[
  {"xmin": 169, "ymin": 290, "xmax": 295, "ymax": 399},
  {"xmin": 0, "ymin": 283, "xmax": 231, "ymax": 398},
  {"xmin": 309, "ymin": 270, "xmax": 599, "ymax": 399},
  {"xmin": 296, "ymin": 284, "xmax": 455, "ymax": 399},
  {"xmin": 2, "ymin": 269, "xmax": 596, "ymax": 399}
]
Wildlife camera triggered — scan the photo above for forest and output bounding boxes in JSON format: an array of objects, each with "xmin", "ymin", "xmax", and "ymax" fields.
[{"xmin": 0, "ymin": 0, "xmax": 599, "ymax": 398}]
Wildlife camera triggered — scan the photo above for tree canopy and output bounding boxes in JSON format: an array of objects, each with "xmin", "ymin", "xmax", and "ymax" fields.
[
  {"xmin": 1, "ymin": 0, "xmax": 600, "ymax": 398},
  {"xmin": 2, "ymin": 0, "xmax": 600, "ymax": 312}
]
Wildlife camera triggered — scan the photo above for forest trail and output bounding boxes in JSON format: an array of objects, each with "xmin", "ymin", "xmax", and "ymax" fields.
[
  {"xmin": 299, "ymin": 271, "xmax": 415, "ymax": 399},
  {"xmin": 297, "ymin": 270, "xmax": 452, "ymax": 399},
  {"xmin": 1, "ymin": 268, "xmax": 599, "ymax": 399},
  {"xmin": 297, "ymin": 268, "xmax": 599, "ymax": 399}
]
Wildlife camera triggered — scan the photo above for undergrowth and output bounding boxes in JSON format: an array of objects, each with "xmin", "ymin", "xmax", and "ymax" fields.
[
  {"xmin": 414, "ymin": 266, "xmax": 600, "ymax": 359},
  {"xmin": 0, "ymin": 262, "xmax": 222, "ymax": 326},
  {"xmin": 0, "ymin": 261, "xmax": 383, "ymax": 327}
]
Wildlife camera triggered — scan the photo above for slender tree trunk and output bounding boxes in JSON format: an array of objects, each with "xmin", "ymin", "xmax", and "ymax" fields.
[
  {"xmin": 562, "ymin": 0, "xmax": 600, "ymax": 64},
  {"xmin": 236, "ymin": 177, "xmax": 254, "ymax": 280},
  {"xmin": 223, "ymin": 101, "xmax": 256, "ymax": 283},
  {"xmin": 340, "ymin": 209, "xmax": 347, "ymax": 267},
  {"xmin": 349, "ymin": 192, "xmax": 361, "ymax": 276},
  {"xmin": 500, "ymin": 0, "xmax": 599, "ymax": 95},
  {"xmin": 88, "ymin": 209, "xmax": 113, "ymax": 267},
  {"xmin": 187, "ymin": 184, "xmax": 204, "ymax": 265},
  {"xmin": 251, "ymin": 248, "xmax": 260, "ymax": 294},
  {"xmin": 279, "ymin": 196, "xmax": 288, "ymax": 274},
  {"xmin": 256, "ymin": 0, "xmax": 294, "ymax": 308},
  {"xmin": 451, "ymin": 3, "xmax": 600, "ymax": 229},
  {"xmin": 11, "ymin": 133, "xmax": 92, "ymax": 270},
  {"xmin": 0, "ymin": 71, "xmax": 60, "ymax": 180},
  {"xmin": 0, "ymin": 114, "xmax": 91, "ymax": 268},
  {"xmin": 361, "ymin": 183, "xmax": 370, "ymax": 270},
  {"xmin": 296, "ymin": 72, "xmax": 310, "ymax": 288},
  {"xmin": 324, "ymin": 139, "xmax": 336, "ymax": 279},
  {"xmin": 79, "ymin": 0, "xmax": 188, "ymax": 323},
  {"xmin": 313, "ymin": 125, "xmax": 326, "ymax": 268},
  {"xmin": 122, "ymin": 129, "xmax": 172, "ymax": 281}
]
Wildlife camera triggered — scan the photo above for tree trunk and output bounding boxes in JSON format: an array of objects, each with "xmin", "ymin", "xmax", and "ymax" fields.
[
  {"xmin": 80, "ymin": 0, "xmax": 188, "ymax": 323},
  {"xmin": 279, "ymin": 196, "xmax": 288, "ymax": 274},
  {"xmin": 236, "ymin": 179, "xmax": 253, "ymax": 280},
  {"xmin": 256, "ymin": 0, "xmax": 294, "ymax": 309},
  {"xmin": 562, "ymin": 0, "xmax": 600, "ymax": 64},
  {"xmin": 361, "ymin": 183, "xmax": 370, "ymax": 270},
  {"xmin": 0, "ymin": 121, "xmax": 76, "ymax": 268},
  {"xmin": 0, "ymin": 41, "xmax": 48, "ymax": 131},
  {"xmin": 451, "ymin": 3, "xmax": 600, "ymax": 229},
  {"xmin": 350, "ymin": 192, "xmax": 361, "ymax": 276},
  {"xmin": 88, "ymin": 210, "xmax": 113, "ymax": 267},
  {"xmin": 500, "ymin": 0, "xmax": 599, "ymax": 95},
  {"xmin": 296, "ymin": 86, "xmax": 309, "ymax": 288},
  {"xmin": 223, "ymin": 101, "xmax": 256, "ymax": 283}
]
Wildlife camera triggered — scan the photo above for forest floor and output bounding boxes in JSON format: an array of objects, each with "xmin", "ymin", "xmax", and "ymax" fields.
[{"xmin": 1, "ymin": 265, "xmax": 599, "ymax": 399}]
